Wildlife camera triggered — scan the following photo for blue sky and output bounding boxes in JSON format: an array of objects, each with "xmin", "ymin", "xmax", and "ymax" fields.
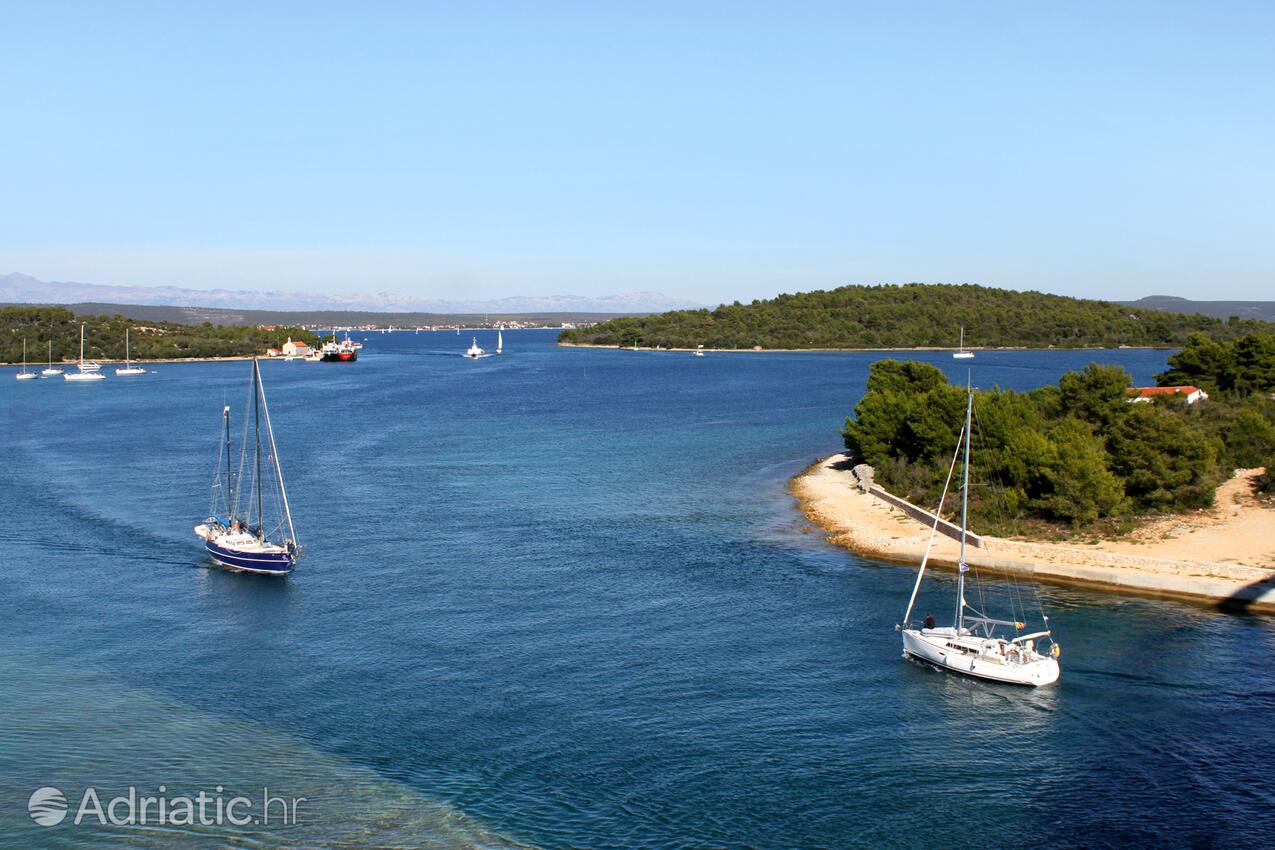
[{"xmin": 2, "ymin": 2, "xmax": 1272, "ymax": 303}]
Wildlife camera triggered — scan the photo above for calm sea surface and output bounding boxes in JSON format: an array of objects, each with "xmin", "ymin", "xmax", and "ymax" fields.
[{"xmin": 2, "ymin": 332, "xmax": 1272, "ymax": 848}]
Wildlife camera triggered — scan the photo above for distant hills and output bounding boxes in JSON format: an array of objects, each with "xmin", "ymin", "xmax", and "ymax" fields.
[
  {"xmin": 0, "ymin": 272, "xmax": 701, "ymax": 316},
  {"xmin": 560, "ymin": 283, "xmax": 1275, "ymax": 349},
  {"xmin": 37, "ymin": 302, "xmax": 636, "ymax": 328},
  {"xmin": 1117, "ymin": 295, "xmax": 1275, "ymax": 323}
]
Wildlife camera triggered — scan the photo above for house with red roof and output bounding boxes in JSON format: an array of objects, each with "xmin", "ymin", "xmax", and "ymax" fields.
[{"xmin": 1125, "ymin": 385, "xmax": 1209, "ymax": 405}]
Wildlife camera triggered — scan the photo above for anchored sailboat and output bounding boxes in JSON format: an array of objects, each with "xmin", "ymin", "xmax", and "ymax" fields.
[
  {"xmin": 41, "ymin": 340, "xmax": 63, "ymax": 377},
  {"xmin": 898, "ymin": 377, "xmax": 1060, "ymax": 686},
  {"xmin": 15, "ymin": 338, "xmax": 38, "ymax": 380},
  {"xmin": 64, "ymin": 323, "xmax": 106, "ymax": 382},
  {"xmin": 953, "ymin": 327, "xmax": 974, "ymax": 359},
  {"xmin": 115, "ymin": 328, "xmax": 146, "ymax": 376},
  {"xmin": 194, "ymin": 358, "xmax": 299, "ymax": 575}
]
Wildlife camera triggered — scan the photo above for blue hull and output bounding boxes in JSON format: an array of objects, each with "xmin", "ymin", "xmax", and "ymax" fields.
[{"xmin": 205, "ymin": 539, "xmax": 294, "ymax": 575}]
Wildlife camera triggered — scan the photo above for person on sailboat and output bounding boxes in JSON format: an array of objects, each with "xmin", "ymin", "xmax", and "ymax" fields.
[{"xmin": 924, "ymin": 613, "xmax": 935, "ymax": 630}]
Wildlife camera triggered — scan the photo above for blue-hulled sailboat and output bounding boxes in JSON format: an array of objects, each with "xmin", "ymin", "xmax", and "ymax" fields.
[{"xmin": 194, "ymin": 358, "xmax": 299, "ymax": 574}]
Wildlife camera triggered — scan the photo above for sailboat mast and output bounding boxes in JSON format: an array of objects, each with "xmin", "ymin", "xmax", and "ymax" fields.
[
  {"xmin": 955, "ymin": 374, "xmax": 973, "ymax": 634},
  {"xmin": 257, "ymin": 362, "xmax": 298, "ymax": 548},
  {"xmin": 253, "ymin": 359, "xmax": 264, "ymax": 540},
  {"xmin": 80, "ymin": 323, "xmax": 86, "ymax": 366},
  {"xmin": 224, "ymin": 405, "xmax": 233, "ymax": 520}
]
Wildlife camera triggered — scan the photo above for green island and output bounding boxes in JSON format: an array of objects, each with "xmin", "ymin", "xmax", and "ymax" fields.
[
  {"xmin": 1, "ymin": 306, "xmax": 320, "ymax": 363},
  {"xmin": 558, "ymin": 283, "xmax": 1275, "ymax": 349},
  {"xmin": 841, "ymin": 331, "xmax": 1275, "ymax": 537}
]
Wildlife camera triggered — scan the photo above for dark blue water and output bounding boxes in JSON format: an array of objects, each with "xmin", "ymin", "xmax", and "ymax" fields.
[{"xmin": 2, "ymin": 332, "xmax": 1272, "ymax": 848}]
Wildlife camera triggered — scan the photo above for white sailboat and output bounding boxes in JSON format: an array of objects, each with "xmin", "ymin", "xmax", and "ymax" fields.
[
  {"xmin": 953, "ymin": 327, "xmax": 975, "ymax": 359},
  {"xmin": 41, "ymin": 340, "xmax": 63, "ymax": 376},
  {"xmin": 898, "ymin": 378, "xmax": 1060, "ymax": 687},
  {"xmin": 64, "ymin": 323, "xmax": 105, "ymax": 382},
  {"xmin": 16, "ymin": 338, "xmax": 38, "ymax": 380},
  {"xmin": 496, "ymin": 326, "xmax": 503, "ymax": 355},
  {"xmin": 693, "ymin": 344, "xmax": 705, "ymax": 357},
  {"xmin": 115, "ymin": 328, "xmax": 146, "ymax": 376}
]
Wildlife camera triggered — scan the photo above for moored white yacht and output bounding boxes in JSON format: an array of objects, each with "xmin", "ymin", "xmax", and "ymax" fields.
[
  {"xmin": 898, "ymin": 376, "xmax": 1060, "ymax": 687},
  {"xmin": 953, "ymin": 327, "xmax": 975, "ymax": 359},
  {"xmin": 115, "ymin": 328, "xmax": 146, "ymax": 376},
  {"xmin": 65, "ymin": 323, "xmax": 106, "ymax": 382},
  {"xmin": 16, "ymin": 338, "xmax": 38, "ymax": 380},
  {"xmin": 41, "ymin": 340, "xmax": 63, "ymax": 376}
]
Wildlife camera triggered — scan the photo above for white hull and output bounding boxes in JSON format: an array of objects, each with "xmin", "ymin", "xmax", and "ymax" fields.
[
  {"xmin": 41, "ymin": 368, "xmax": 64, "ymax": 377},
  {"xmin": 65, "ymin": 371, "xmax": 105, "ymax": 382},
  {"xmin": 16, "ymin": 371, "xmax": 38, "ymax": 380},
  {"xmin": 115, "ymin": 366, "xmax": 146, "ymax": 376},
  {"xmin": 952, "ymin": 351, "xmax": 974, "ymax": 359},
  {"xmin": 902, "ymin": 628, "xmax": 1058, "ymax": 687}
]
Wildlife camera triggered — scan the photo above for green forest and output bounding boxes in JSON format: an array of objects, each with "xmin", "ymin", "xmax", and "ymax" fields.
[
  {"xmin": 1, "ymin": 306, "xmax": 320, "ymax": 363},
  {"xmin": 559, "ymin": 283, "xmax": 1275, "ymax": 349},
  {"xmin": 842, "ymin": 337, "xmax": 1275, "ymax": 535}
]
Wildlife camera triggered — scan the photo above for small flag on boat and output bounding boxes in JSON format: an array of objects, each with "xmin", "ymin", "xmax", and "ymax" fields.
[{"xmin": 958, "ymin": 562, "xmax": 969, "ymax": 573}]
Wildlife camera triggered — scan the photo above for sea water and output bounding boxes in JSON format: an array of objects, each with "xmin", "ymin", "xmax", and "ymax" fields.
[{"xmin": 1, "ymin": 332, "xmax": 1272, "ymax": 848}]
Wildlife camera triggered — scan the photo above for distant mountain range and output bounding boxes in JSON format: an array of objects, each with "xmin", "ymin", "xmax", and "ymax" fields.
[
  {"xmin": 1118, "ymin": 295, "xmax": 1275, "ymax": 322},
  {"xmin": 0, "ymin": 272, "xmax": 701, "ymax": 315}
]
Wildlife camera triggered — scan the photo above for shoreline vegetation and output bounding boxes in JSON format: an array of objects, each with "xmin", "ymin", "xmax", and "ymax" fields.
[
  {"xmin": 807, "ymin": 333, "xmax": 1275, "ymax": 612},
  {"xmin": 558, "ymin": 283, "xmax": 1275, "ymax": 350},
  {"xmin": 792, "ymin": 454, "xmax": 1275, "ymax": 612},
  {"xmin": 1, "ymin": 306, "xmax": 320, "ymax": 364},
  {"xmin": 557, "ymin": 341, "xmax": 1175, "ymax": 352}
]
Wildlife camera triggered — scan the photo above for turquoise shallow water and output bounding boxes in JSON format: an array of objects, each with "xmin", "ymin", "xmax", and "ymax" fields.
[{"xmin": 2, "ymin": 332, "xmax": 1273, "ymax": 848}]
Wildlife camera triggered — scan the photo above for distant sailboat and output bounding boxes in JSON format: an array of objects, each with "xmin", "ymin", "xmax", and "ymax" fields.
[
  {"xmin": 41, "ymin": 340, "xmax": 63, "ymax": 377},
  {"xmin": 194, "ymin": 358, "xmax": 299, "ymax": 574},
  {"xmin": 898, "ymin": 377, "xmax": 1059, "ymax": 686},
  {"xmin": 693, "ymin": 345, "xmax": 705, "ymax": 357},
  {"xmin": 15, "ymin": 338, "xmax": 38, "ymax": 380},
  {"xmin": 64, "ymin": 323, "xmax": 106, "ymax": 382},
  {"xmin": 953, "ymin": 327, "xmax": 975, "ymax": 359},
  {"xmin": 496, "ymin": 326, "xmax": 503, "ymax": 355},
  {"xmin": 115, "ymin": 328, "xmax": 146, "ymax": 376}
]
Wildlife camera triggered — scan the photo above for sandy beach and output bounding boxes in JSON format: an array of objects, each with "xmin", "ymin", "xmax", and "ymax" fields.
[{"xmin": 792, "ymin": 453, "xmax": 1275, "ymax": 613}]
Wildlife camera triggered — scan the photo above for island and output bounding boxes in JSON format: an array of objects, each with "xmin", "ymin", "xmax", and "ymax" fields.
[
  {"xmin": 557, "ymin": 283, "xmax": 1275, "ymax": 350},
  {"xmin": 793, "ymin": 333, "xmax": 1275, "ymax": 611},
  {"xmin": 1, "ymin": 306, "xmax": 320, "ymax": 363}
]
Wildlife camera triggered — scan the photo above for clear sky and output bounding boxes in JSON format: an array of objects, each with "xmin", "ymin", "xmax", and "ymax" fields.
[{"xmin": 3, "ymin": 1, "xmax": 1273, "ymax": 304}]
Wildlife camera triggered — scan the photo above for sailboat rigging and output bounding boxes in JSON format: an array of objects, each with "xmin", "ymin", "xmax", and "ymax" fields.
[
  {"xmin": 897, "ymin": 375, "xmax": 1060, "ymax": 686},
  {"xmin": 194, "ymin": 358, "xmax": 299, "ymax": 574}
]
